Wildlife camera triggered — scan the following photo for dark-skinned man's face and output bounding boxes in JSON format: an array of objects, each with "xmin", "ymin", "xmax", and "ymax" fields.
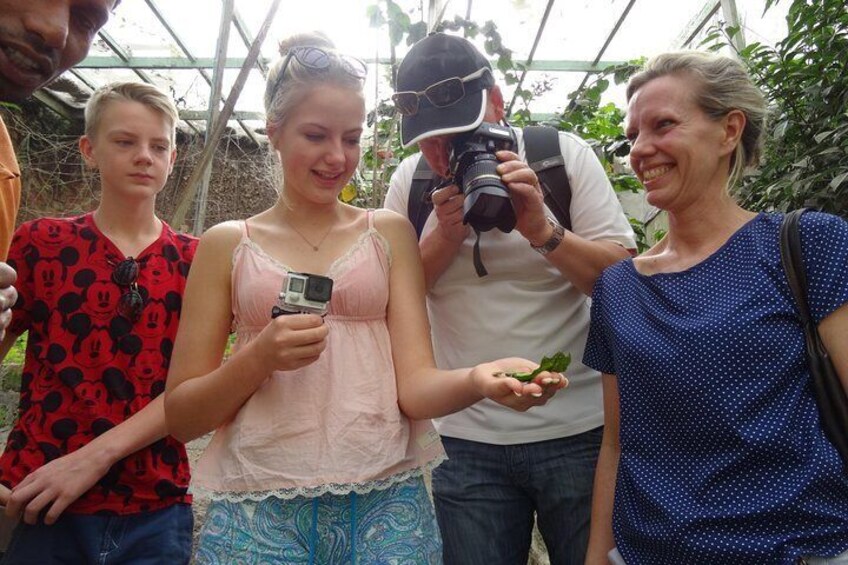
[{"xmin": 0, "ymin": 0, "xmax": 116, "ymax": 103}]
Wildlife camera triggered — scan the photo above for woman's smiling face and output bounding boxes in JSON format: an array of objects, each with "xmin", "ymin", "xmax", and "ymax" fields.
[
  {"xmin": 626, "ymin": 73, "xmax": 737, "ymax": 212},
  {"xmin": 272, "ymin": 83, "xmax": 365, "ymax": 206}
]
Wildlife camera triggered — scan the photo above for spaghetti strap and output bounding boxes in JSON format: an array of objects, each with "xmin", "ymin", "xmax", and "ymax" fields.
[
  {"xmin": 367, "ymin": 209, "xmax": 375, "ymax": 231},
  {"xmin": 243, "ymin": 219, "xmax": 251, "ymax": 238}
]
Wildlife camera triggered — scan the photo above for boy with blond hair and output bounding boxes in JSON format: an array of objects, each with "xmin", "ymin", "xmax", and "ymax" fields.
[{"xmin": 0, "ymin": 82, "xmax": 196, "ymax": 564}]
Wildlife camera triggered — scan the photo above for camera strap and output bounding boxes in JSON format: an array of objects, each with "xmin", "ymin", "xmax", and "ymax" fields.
[{"xmin": 472, "ymin": 228, "xmax": 487, "ymax": 277}]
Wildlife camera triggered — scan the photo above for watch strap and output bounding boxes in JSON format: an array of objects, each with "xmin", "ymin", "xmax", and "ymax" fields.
[{"xmin": 531, "ymin": 216, "xmax": 565, "ymax": 255}]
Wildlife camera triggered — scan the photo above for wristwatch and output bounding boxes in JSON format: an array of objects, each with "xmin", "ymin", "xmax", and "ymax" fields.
[{"xmin": 531, "ymin": 216, "xmax": 565, "ymax": 255}]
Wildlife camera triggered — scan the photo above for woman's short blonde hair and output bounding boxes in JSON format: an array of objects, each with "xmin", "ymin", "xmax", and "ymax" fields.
[
  {"xmin": 84, "ymin": 81, "xmax": 178, "ymax": 142},
  {"xmin": 626, "ymin": 51, "xmax": 767, "ymax": 189}
]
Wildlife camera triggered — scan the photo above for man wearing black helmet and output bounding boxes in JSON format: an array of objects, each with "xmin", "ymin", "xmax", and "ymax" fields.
[{"xmin": 384, "ymin": 32, "xmax": 635, "ymax": 565}]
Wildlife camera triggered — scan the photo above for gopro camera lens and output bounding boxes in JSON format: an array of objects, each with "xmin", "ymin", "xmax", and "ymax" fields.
[{"xmin": 306, "ymin": 276, "xmax": 333, "ymax": 302}]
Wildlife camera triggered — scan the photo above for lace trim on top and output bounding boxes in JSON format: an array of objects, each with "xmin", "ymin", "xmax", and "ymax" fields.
[
  {"xmin": 196, "ymin": 455, "xmax": 446, "ymax": 503},
  {"xmin": 234, "ymin": 219, "xmax": 393, "ymax": 279},
  {"xmin": 231, "ymin": 222, "xmax": 392, "ymax": 333}
]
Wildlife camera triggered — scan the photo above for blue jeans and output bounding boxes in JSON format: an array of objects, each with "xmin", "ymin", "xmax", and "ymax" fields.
[
  {"xmin": 1, "ymin": 503, "xmax": 192, "ymax": 565},
  {"xmin": 431, "ymin": 427, "xmax": 603, "ymax": 565}
]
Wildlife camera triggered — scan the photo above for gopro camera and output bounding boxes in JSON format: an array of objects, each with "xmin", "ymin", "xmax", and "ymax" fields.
[{"xmin": 271, "ymin": 272, "xmax": 334, "ymax": 317}]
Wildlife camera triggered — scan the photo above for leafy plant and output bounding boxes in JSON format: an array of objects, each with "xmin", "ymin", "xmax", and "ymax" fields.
[
  {"xmin": 705, "ymin": 0, "xmax": 848, "ymax": 215},
  {"xmin": 552, "ymin": 61, "xmax": 643, "ymax": 196},
  {"xmin": 353, "ymin": 0, "xmax": 424, "ymax": 209}
]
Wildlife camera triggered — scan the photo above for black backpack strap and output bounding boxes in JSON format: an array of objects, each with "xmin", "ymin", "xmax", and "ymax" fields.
[
  {"xmin": 407, "ymin": 156, "xmax": 442, "ymax": 240},
  {"xmin": 407, "ymin": 156, "xmax": 487, "ymax": 276},
  {"xmin": 523, "ymin": 125, "xmax": 572, "ymax": 231}
]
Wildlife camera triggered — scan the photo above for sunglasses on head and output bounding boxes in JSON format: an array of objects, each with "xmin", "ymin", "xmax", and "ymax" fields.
[
  {"xmin": 111, "ymin": 257, "xmax": 145, "ymax": 323},
  {"xmin": 392, "ymin": 67, "xmax": 492, "ymax": 117},
  {"xmin": 271, "ymin": 46, "xmax": 367, "ymax": 97}
]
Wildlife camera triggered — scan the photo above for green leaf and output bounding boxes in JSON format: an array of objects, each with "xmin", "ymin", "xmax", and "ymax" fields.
[
  {"xmin": 830, "ymin": 171, "xmax": 848, "ymax": 190},
  {"xmin": 506, "ymin": 352, "xmax": 572, "ymax": 382},
  {"xmin": 497, "ymin": 57, "xmax": 513, "ymax": 73},
  {"xmin": 407, "ymin": 22, "xmax": 427, "ymax": 44},
  {"xmin": 366, "ymin": 5, "xmax": 385, "ymax": 28},
  {"xmin": 813, "ymin": 130, "xmax": 833, "ymax": 144}
]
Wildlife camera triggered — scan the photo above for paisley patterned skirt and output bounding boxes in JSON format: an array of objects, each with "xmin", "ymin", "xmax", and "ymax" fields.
[{"xmin": 195, "ymin": 475, "xmax": 442, "ymax": 564}]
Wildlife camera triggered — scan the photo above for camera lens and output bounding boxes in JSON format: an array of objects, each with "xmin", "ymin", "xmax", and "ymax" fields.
[
  {"xmin": 459, "ymin": 154, "xmax": 516, "ymax": 232},
  {"xmin": 449, "ymin": 123, "xmax": 517, "ymax": 233},
  {"xmin": 305, "ymin": 276, "xmax": 333, "ymax": 302}
]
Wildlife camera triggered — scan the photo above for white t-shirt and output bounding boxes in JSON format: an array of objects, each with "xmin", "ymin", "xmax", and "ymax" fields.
[{"xmin": 384, "ymin": 128, "xmax": 635, "ymax": 445}]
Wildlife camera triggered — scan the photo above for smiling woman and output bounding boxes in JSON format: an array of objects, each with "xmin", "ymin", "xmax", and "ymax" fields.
[{"xmin": 583, "ymin": 51, "xmax": 848, "ymax": 565}]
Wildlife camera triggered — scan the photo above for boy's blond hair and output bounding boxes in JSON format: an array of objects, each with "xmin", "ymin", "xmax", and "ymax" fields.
[{"xmin": 84, "ymin": 81, "xmax": 179, "ymax": 142}]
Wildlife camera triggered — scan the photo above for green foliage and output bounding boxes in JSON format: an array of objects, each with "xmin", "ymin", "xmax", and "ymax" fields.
[
  {"xmin": 0, "ymin": 334, "xmax": 26, "ymax": 427},
  {"xmin": 355, "ymin": 1, "xmax": 418, "ymax": 208},
  {"xmin": 706, "ymin": 0, "xmax": 848, "ymax": 215},
  {"xmin": 3, "ymin": 333, "xmax": 26, "ymax": 367},
  {"xmin": 553, "ymin": 61, "xmax": 643, "ymax": 196},
  {"xmin": 628, "ymin": 217, "xmax": 649, "ymax": 254}
]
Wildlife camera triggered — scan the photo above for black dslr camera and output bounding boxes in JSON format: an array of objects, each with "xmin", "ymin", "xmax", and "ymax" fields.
[
  {"xmin": 449, "ymin": 122, "xmax": 517, "ymax": 233},
  {"xmin": 271, "ymin": 272, "xmax": 333, "ymax": 317}
]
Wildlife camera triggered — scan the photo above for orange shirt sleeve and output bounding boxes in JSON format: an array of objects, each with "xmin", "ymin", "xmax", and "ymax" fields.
[{"xmin": 0, "ymin": 116, "xmax": 22, "ymax": 261}]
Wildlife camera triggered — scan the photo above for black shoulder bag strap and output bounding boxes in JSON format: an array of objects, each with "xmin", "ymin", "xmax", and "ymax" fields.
[
  {"xmin": 780, "ymin": 208, "xmax": 848, "ymax": 469},
  {"xmin": 523, "ymin": 125, "xmax": 572, "ymax": 231},
  {"xmin": 407, "ymin": 156, "xmax": 442, "ymax": 240}
]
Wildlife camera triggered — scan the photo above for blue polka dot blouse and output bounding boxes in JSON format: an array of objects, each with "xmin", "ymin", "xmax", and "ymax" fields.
[{"xmin": 584, "ymin": 212, "xmax": 848, "ymax": 564}]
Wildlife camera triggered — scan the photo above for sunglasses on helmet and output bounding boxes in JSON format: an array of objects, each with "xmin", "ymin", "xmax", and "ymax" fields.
[{"xmin": 392, "ymin": 67, "xmax": 492, "ymax": 117}]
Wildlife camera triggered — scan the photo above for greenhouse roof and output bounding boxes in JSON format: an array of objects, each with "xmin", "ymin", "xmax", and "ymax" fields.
[{"xmin": 36, "ymin": 0, "xmax": 789, "ymax": 143}]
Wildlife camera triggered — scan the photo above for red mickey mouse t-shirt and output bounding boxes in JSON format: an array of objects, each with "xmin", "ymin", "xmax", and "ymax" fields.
[{"xmin": 0, "ymin": 213, "xmax": 197, "ymax": 515}]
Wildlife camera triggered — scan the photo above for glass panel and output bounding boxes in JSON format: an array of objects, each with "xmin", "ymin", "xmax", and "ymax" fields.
[{"xmin": 54, "ymin": 0, "xmax": 792, "ymax": 137}]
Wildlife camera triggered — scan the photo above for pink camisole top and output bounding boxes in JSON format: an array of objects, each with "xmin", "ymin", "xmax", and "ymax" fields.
[{"xmin": 193, "ymin": 210, "xmax": 444, "ymax": 501}]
